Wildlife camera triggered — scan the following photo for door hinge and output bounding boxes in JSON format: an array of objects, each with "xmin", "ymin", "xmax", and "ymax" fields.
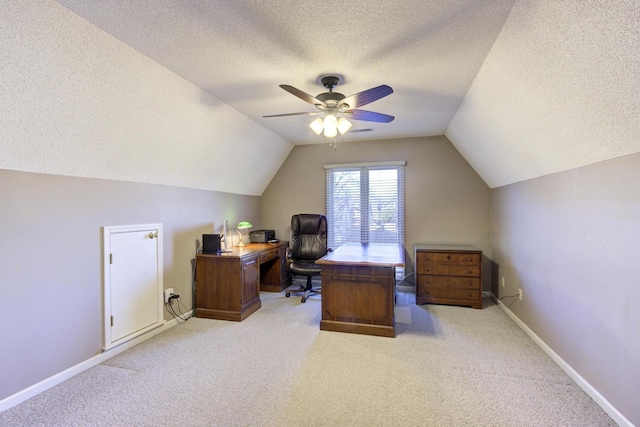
[
  {"xmin": 109, "ymin": 253, "xmax": 113, "ymax": 264},
  {"xmin": 110, "ymin": 316, "xmax": 114, "ymax": 327}
]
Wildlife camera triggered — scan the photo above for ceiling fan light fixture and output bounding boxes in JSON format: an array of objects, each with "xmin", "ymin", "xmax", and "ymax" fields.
[
  {"xmin": 337, "ymin": 117, "xmax": 352, "ymax": 135},
  {"xmin": 323, "ymin": 114, "xmax": 338, "ymax": 138},
  {"xmin": 309, "ymin": 118, "xmax": 324, "ymax": 135}
]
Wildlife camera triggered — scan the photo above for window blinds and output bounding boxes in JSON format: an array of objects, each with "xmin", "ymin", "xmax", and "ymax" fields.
[{"xmin": 325, "ymin": 161, "xmax": 405, "ymax": 251}]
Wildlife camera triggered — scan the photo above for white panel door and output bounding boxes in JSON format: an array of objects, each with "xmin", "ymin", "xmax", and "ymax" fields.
[{"xmin": 103, "ymin": 224, "xmax": 163, "ymax": 349}]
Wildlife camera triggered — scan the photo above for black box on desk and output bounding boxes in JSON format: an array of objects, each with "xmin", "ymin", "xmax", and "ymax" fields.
[
  {"xmin": 250, "ymin": 230, "xmax": 275, "ymax": 243},
  {"xmin": 202, "ymin": 234, "xmax": 221, "ymax": 254}
]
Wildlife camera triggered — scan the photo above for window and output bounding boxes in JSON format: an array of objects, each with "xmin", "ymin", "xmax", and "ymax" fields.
[{"xmin": 325, "ymin": 162, "xmax": 405, "ymax": 274}]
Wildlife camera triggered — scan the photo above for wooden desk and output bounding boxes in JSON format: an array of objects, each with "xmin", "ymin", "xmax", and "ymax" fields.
[
  {"xmin": 316, "ymin": 243, "xmax": 405, "ymax": 338},
  {"xmin": 195, "ymin": 242, "xmax": 291, "ymax": 321}
]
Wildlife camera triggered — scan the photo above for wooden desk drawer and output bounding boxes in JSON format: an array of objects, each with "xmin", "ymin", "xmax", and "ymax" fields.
[
  {"xmin": 417, "ymin": 286, "xmax": 480, "ymax": 301},
  {"xmin": 416, "ymin": 252, "xmax": 480, "ymax": 265},
  {"xmin": 417, "ymin": 275, "xmax": 479, "ymax": 289},
  {"xmin": 417, "ymin": 263, "xmax": 480, "ymax": 277},
  {"xmin": 259, "ymin": 248, "xmax": 279, "ymax": 264}
]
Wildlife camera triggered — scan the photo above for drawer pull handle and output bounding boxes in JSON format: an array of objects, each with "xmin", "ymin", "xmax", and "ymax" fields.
[
  {"xmin": 446, "ymin": 255, "xmax": 450, "ymax": 259},
  {"xmin": 467, "ymin": 292, "xmax": 472, "ymax": 296},
  {"xmin": 467, "ymin": 258, "xmax": 472, "ymax": 262}
]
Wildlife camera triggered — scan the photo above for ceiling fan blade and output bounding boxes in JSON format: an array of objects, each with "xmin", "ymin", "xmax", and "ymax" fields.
[
  {"xmin": 345, "ymin": 109, "xmax": 395, "ymax": 123},
  {"xmin": 280, "ymin": 85, "xmax": 326, "ymax": 107},
  {"xmin": 340, "ymin": 85, "xmax": 393, "ymax": 109},
  {"xmin": 263, "ymin": 111, "xmax": 320, "ymax": 118}
]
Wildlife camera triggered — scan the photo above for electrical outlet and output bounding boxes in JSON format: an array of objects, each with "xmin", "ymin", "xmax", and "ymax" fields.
[
  {"xmin": 164, "ymin": 288, "xmax": 174, "ymax": 303},
  {"xmin": 501, "ymin": 276, "xmax": 505, "ymax": 287},
  {"xmin": 519, "ymin": 288, "xmax": 523, "ymax": 301}
]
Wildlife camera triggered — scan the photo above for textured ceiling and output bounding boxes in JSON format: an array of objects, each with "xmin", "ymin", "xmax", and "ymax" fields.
[
  {"xmin": 54, "ymin": 0, "xmax": 516, "ymax": 145},
  {"xmin": 54, "ymin": 0, "xmax": 639, "ymax": 188},
  {"xmin": 447, "ymin": 1, "xmax": 640, "ymax": 187}
]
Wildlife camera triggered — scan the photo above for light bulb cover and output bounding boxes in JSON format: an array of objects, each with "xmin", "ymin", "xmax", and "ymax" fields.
[
  {"xmin": 323, "ymin": 114, "xmax": 338, "ymax": 137},
  {"xmin": 309, "ymin": 118, "xmax": 323, "ymax": 135},
  {"xmin": 237, "ymin": 221, "xmax": 252, "ymax": 229},
  {"xmin": 337, "ymin": 118, "xmax": 352, "ymax": 134}
]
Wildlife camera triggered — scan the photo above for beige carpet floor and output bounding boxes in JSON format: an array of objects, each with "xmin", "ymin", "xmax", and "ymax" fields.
[{"xmin": 0, "ymin": 289, "xmax": 615, "ymax": 426}]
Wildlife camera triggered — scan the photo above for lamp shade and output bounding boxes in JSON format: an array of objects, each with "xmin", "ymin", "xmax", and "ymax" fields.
[
  {"xmin": 323, "ymin": 114, "xmax": 338, "ymax": 138},
  {"xmin": 309, "ymin": 118, "xmax": 324, "ymax": 135},
  {"xmin": 337, "ymin": 117, "xmax": 352, "ymax": 134},
  {"xmin": 237, "ymin": 221, "xmax": 252, "ymax": 229}
]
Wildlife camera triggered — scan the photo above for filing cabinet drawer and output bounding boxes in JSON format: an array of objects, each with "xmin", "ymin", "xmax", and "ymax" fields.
[
  {"xmin": 417, "ymin": 286, "xmax": 481, "ymax": 301},
  {"xmin": 417, "ymin": 263, "xmax": 480, "ymax": 277},
  {"xmin": 417, "ymin": 275, "xmax": 480, "ymax": 290},
  {"xmin": 416, "ymin": 252, "xmax": 480, "ymax": 266}
]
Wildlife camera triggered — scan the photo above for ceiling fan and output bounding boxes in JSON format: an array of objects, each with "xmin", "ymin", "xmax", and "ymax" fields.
[{"xmin": 263, "ymin": 75, "xmax": 394, "ymax": 138}]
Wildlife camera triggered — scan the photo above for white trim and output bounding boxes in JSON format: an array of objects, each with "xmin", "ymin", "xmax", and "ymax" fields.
[
  {"xmin": 493, "ymin": 294, "xmax": 633, "ymax": 427},
  {"xmin": 324, "ymin": 160, "xmax": 406, "ymax": 169},
  {"xmin": 0, "ymin": 311, "xmax": 192, "ymax": 413}
]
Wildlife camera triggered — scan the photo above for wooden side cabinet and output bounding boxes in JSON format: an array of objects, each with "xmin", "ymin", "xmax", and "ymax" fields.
[
  {"xmin": 195, "ymin": 254, "xmax": 261, "ymax": 321},
  {"xmin": 415, "ymin": 244, "xmax": 482, "ymax": 309}
]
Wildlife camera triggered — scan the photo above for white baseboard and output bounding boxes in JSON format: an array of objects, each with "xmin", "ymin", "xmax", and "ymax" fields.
[
  {"xmin": 0, "ymin": 311, "xmax": 192, "ymax": 413},
  {"xmin": 492, "ymin": 295, "xmax": 632, "ymax": 427}
]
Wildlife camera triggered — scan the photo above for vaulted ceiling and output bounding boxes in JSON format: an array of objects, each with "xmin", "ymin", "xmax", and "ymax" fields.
[{"xmin": 55, "ymin": 0, "xmax": 638, "ymax": 189}]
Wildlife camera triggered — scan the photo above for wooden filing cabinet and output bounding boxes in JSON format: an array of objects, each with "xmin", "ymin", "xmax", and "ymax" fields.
[{"xmin": 415, "ymin": 244, "xmax": 482, "ymax": 309}]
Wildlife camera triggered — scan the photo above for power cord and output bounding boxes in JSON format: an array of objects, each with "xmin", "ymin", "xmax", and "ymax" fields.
[
  {"xmin": 165, "ymin": 293, "xmax": 192, "ymax": 322},
  {"xmin": 192, "ymin": 246, "xmax": 202, "ymax": 296},
  {"xmin": 395, "ymin": 271, "xmax": 414, "ymax": 287},
  {"xmin": 499, "ymin": 293, "xmax": 520, "ymax": 308}
]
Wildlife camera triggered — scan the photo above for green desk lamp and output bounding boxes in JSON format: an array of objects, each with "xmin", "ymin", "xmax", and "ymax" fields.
[{"xmin": 236, "ymin": 221, "xmax": 252, "ymax": 247}]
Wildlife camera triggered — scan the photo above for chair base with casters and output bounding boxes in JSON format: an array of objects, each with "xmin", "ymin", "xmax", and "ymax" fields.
[
  {"xmin": 285, "ymin": 276, "xmax": 320, "ymax": 303},
  {"xmin": 286, "ymin": 259, "xmax": 321, "ymax": 303}
]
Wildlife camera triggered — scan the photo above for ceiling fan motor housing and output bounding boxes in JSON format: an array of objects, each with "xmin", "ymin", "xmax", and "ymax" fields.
[
  {"xmin": 320, "ymin": 75, "xmax": 341, "ymax": 90},
  {"xmin": 317, "ymin": 91, "xmax": 346, "ymax": 107},
  {"xmin": 317, "ymin": 76, "xmax": 346, "ymax": 108}
]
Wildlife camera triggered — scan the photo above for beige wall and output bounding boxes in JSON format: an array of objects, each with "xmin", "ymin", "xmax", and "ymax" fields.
[
  {"xmin": 491, "ymin": 153, "xmax": 640, "ymax": 425},
  {"xmin": 261, "ymin": 136, "xmax": 492, "ymax": 286},
  {"xmin": 0, "ymin": 169, "xmax": 259, "ymax": 401}
]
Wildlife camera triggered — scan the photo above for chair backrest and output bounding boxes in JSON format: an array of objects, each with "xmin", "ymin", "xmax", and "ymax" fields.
[{"xmin": 290, "ymin": 214, "xmax": 328, "ymax": 261}]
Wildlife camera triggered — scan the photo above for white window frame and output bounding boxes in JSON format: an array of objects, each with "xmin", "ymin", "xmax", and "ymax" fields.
[{"xmin": 325, "ymin": 161, "xmax": 405, "ymax": 277}]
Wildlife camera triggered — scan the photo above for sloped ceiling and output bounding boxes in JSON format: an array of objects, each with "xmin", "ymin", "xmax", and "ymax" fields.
[
  {"xmin": 55, "ymin": 0, "xmax": 639, "ymax": 189},
  {"xmin": 447, "ymin": 1, "xmax": 640, "ymax": 188}
]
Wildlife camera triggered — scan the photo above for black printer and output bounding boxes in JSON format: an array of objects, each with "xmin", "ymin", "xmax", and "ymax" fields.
[{"xmin": 250, "ymin": 229, "xmax": 275, "ymax": 243}]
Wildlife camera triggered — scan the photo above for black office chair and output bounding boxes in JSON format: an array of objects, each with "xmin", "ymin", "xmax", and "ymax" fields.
[{"xmin": 285, "ymin": 214, "xmax": 328, "ymax": 303}]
